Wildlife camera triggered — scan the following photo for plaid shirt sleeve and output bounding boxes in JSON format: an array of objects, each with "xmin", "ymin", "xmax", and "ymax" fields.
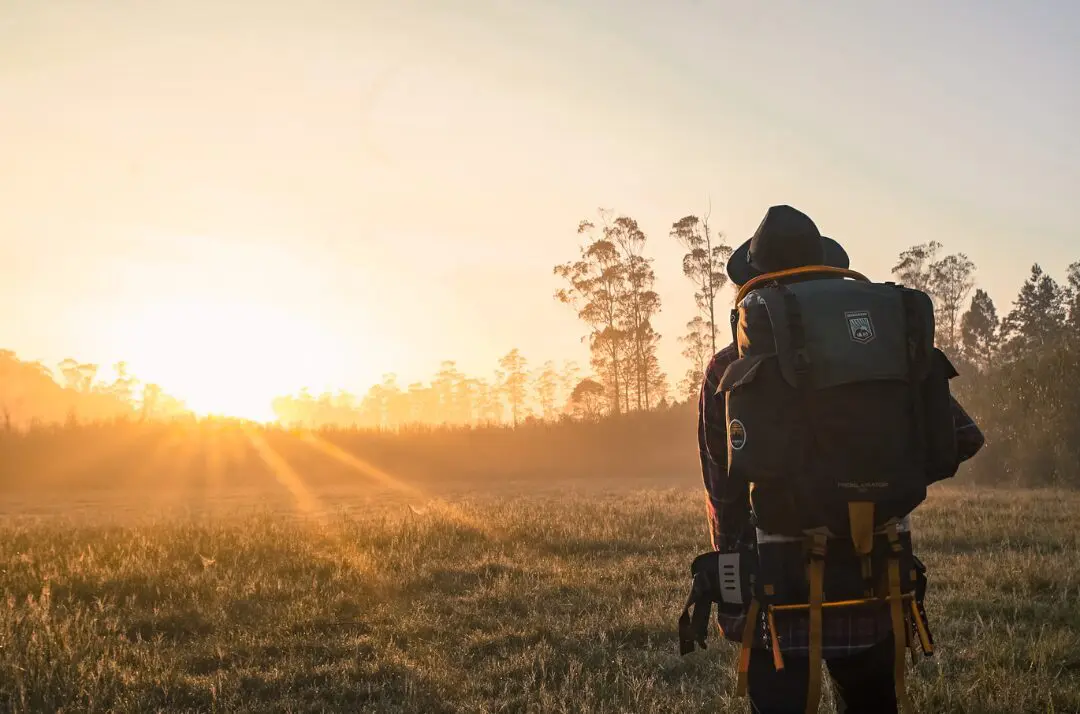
[
  {"xmin": 697, "ymin": 343, "xmax": 750, "ymax": 551},
  {"xmin": 952, "ymin": 396, "xmax": 984, "ymax": 462}
]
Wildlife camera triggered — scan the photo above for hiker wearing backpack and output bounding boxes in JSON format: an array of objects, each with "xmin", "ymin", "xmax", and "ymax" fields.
[{"xmin": 679, "ymin": 205, "xmax": 984, "ymax": 714}]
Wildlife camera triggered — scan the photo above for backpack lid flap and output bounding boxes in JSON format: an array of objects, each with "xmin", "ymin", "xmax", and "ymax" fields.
[
  {"xmin": 757, "ymin": 280, "xmax": 917, "ymax": 389},
  {"xmin": 716, "ymin": 353, "xmax": 773, "ymax": 394}
]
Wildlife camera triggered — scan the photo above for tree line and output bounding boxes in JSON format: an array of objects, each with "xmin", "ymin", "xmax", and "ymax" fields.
[
  {"xmin": 0, "ymin": 199, "xmax": 732, "ymax": 431},
  {"xmin": 891, "ymin": 242, "xmax": 1080, "ymax": 365},
  {"xmin": 919, "ymin": 251, "xmax": 1080, "ymax": 485},
  {"xmin": 0, "ymin": 347, "xmax": 594, "ymax": 431},
  {"xmin": 2, "ymin": 206, "xmax": 1078, "ymax": 469},
  {"xmin": 271, "ymin": 351, "xmax": 595, "ymax": 429},
  {"xmin": 271, "ymin": 206, "xmax": 730, "ymax": 428},
  {"xmin": 881, "ymin": 238, "xmax": 1080, "ymax": 376},
  {"xmin": 0, "ymin": 352, "xmax": 187, "ymax": 430}
]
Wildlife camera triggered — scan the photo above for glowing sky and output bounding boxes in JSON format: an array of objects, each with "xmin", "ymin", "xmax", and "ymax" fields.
[{"xmin": 3, "ymin": 0, "xmax": 1078, "ymax": 413}]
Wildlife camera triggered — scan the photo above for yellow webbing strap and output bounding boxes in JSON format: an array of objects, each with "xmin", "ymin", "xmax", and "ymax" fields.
[
  {"xmin": 910, "ymin": 599, "xmax": 934, "ymax": 656},
  {"xmin": 907, "ymin": 616, "xmax": 921, "ymax": 665},
  {"xmin": 886, "ymin": 525, "xmax": 915, "ymax": 714},
  {"xmin": 805, "ymin": 533, "xmax": 827, "ymax": 714},
  {"xmin": 849, "ymin": 502, "xmax": 876, "ymax": 596},
  {"xmin": 735, "ymin": 265, "xmax": 871, "ymax": 304},
  {"xmin": 735, "ymin": 599, "xmax": 761, "ymax": 697},
  {"xmin": 848, "ymin": 502, "xmax": 875, "ymax": 556},
  {"xmin": 766, "ymin": 608, "xmax": 785, "ymax": 672}
]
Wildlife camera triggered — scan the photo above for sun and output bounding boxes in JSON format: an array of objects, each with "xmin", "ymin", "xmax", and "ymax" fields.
[{"xmin": 110, "ymin": 296, "xmax": 342, "ymax": 422}]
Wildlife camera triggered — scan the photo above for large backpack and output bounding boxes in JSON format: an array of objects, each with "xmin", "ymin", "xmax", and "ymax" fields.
[
  {"xmin": 716, "ymin": 265, "xmax": 958, "ymax": 713},
  {"xmin": 720, "ymin": 265, "xmax": 959, "ymax": 535}
]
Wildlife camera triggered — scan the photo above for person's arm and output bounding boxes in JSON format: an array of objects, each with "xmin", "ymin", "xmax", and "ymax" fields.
[
  {"xmin": 698, "ymin": 345, "xmax": 750, "ymax": 551},
  {"xmin": 951, "ymin": 396, "xmax": 984, "ymax": 462},
  {"xmin": 698, "ymin": 356, "xmax": 726, "ymax": 550}
]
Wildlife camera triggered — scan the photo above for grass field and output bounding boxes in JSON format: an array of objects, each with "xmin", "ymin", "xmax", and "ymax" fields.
[{"xmin": 1, "ymin": 474, "xmax": 1078, "ymax": 714}]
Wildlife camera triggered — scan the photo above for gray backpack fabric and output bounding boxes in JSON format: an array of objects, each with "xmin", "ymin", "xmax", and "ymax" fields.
[{"xmin": 718, "ymin": 272, "xmax": 959, "ymax": 538}]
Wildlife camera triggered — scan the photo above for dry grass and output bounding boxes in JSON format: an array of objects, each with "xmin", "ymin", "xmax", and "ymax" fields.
[{"xmin": 1, "ymin": 481, "xmax": 1078, "ymax": 713}]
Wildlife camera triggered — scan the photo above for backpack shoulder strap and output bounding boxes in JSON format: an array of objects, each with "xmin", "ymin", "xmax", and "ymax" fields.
[{"xmin": 774, "ymin": 283, "xmax": 811, "ymax": 388}]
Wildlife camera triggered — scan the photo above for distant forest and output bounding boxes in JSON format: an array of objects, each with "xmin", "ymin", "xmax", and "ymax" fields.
[{"xmin": 2, "ymin": 209, "xmax": 1078, "ymax": 486}]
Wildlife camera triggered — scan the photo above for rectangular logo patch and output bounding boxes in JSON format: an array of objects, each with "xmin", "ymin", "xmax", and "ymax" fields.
[{"xmin": 845, "ymin": 310, "xmax": 875, "ymax": 344}]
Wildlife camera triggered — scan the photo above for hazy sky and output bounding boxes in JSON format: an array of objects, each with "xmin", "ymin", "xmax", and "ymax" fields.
[{"xmin": 3, "ymin": 0, "xmax": 1078, "ymax": 416}]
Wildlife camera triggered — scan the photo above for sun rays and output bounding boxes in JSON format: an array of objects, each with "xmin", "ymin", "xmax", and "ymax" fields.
[
  {"xmin": 240, "ymin": 427, "xmax": 497, "ymax": 540},
  {"xmin": 10, "ymin": 416, "xmax": 494, "ymax": 543},
  {"xmin": 296, "ymin": 432, "xmax": 426, "ymax": 501},
  {"xmin": 242, "ymin": 427, "xmax": 323, "ymax": 516}
]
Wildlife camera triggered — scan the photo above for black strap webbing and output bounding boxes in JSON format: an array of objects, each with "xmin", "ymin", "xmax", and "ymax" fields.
[
  {"xmin": 898, "ymin": 289, "xmax": 928, "ymax": 467},
  {"xmin": 776, "ymin": 284, "xmax": 811, "ymax": 388},
  {"xmin": 678, "ymin": 572, "xmax": 713, "ymax": 655}
]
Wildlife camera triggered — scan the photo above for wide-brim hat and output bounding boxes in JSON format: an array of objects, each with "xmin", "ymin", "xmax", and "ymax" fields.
[{"xmin": 726, "ymin": 205, "xmax": 849, "ymax": 287}]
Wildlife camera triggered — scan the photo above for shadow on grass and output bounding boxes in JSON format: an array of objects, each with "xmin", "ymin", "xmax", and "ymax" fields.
[
  {"xmin": 916, "ymin": 535, "xmax": 1072, "ymax": 556},
  {"xmin": 401, "ymin": 562, "xmax": 524, "ymax": 598},
  {"xmin": 943, "ymin": 597, "xmax": 1080, "ymax": 631},
  {"xmin": 45, "ymin": 573, "xmax": 202, "ymax": 610},
  {"xmin": 145, "ymin": 653, "xmax": 455, "ymax": 714},
  {"xmin": 124, "ymin": 609, "xmax": 215, "ymax": 643},
  {"xmin": 523, "ymin": 536, "xmax": 663, "ymax": 558}
]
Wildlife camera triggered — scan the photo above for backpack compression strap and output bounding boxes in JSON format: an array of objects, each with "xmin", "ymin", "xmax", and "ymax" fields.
[
  {"xmin": 911, "ymin": 598, "xmax": 934, "ymax": 656},
  {"xmin": 677, "ymin": 571, "xmax": 713, "ymax": 656},
  {"xmin": 734, "ymin": 265, "xmax": 870, "ymax": 304},
  {"xmin": 849, "ymin": 502, "xmax": 876, "ymax": 595},
  {"xmin": 735, "ymin": 598, "xmax": 761, "ymax": 697},
  {"xmin": 886, "ymin": 524, "xmax": 916, "ymax": 714},
  {"xmin": 805, "ymin": 531, "xmax": 828, "ymax": 714}
]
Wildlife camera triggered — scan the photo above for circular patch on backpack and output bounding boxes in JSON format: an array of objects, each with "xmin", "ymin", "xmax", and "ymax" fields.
[{"xmin": 729, "ymin": 419, "xmax": 747, "ymax": 450}]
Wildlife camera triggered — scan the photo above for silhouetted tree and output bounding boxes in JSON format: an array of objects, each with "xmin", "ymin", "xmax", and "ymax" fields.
[
  {"xmin": 568, "ymin": 378, "xmax": 606, "ymax": 420},
  {"xmin": 892, "ymin": 241, "xmax": 942, "ymax": 294},
  {"xmin": 475, "ymin": 376, "xmax": 504, "ymax": 425},
  {"xmin": 646, "ymin": 353, "xmax": 669, "ymax": 409},
  {"xmin": 558, "ymin": 360, "xmax": 581, "ymax": 415},
  {"xmin": 670, "ymin": 207, "xmax": 732, "ymax": 355},
  {"xmin": 0, "ymin": 350, "xmax": 21, "ymax": 430},
  {"xmin": 930, "ymin": 253, "xmax": 976, "ymax": 356},
  {"xmin": 960, "ymin": 289, "xmax": 1000, "ymax": 372},
  {"xmin": 358, "ymin": 375, "xmax": 408, "ymax": 428},
  {"xmin": 555, "ymin": 212, "xmax": 629, "ymax": 415},
  {"xmin": 58, "ymin": 358, "xmax": 82, "ymax": 392},
  {"xmin": 678, "ymin": 316, "xmax": 712, "ymax": 399},
  {"xmin": 76, "ymin": 363, "xmax": 98, "ymax": 393},
  {"xmin": 1002, "ymin": 264, "xmax": 1070, "ymax": 359},
  {"xmin": 384, "ymin": 375, "xmax": 411, "ymax": 426},
  {"xmin": 108, "ymin": 361, "xmax": 138, "ymax": 406},
  {"xmin": 607, "ymin": 214, "xmax": 662, "ymax": 411},
  {"xmin": 407, "ymin": 381, "xmax": 434, "ymax": 424},
  {"xmin": 0, "ymin": 351, "xmax": 146, "ymax": 427},
  {"xmin": 534, "ymin": 361, "xmax": 559, "ymax": 421},
  {"xmin": 498, "ymin": 348, "xmax": 529, "ymax": 426},
  {"xmin": 893, "ymin": 242, "xmax": 976, "ymax": 355},
  {"xmin": 141, "ymin": 383, "xmax": 163, "ymax": 420},
  {"xmin": 1067, "ymin": 261, "xmax": 1080, "ymax": 335},
  {"xmin": 433, "ymin": 362, "xmax": 463, "ymax": 424}
]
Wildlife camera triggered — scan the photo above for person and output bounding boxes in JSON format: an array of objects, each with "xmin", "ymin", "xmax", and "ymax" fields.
[{"xmin": 696, "ymin": 205, "xmax": 985, "ymax": 714}]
